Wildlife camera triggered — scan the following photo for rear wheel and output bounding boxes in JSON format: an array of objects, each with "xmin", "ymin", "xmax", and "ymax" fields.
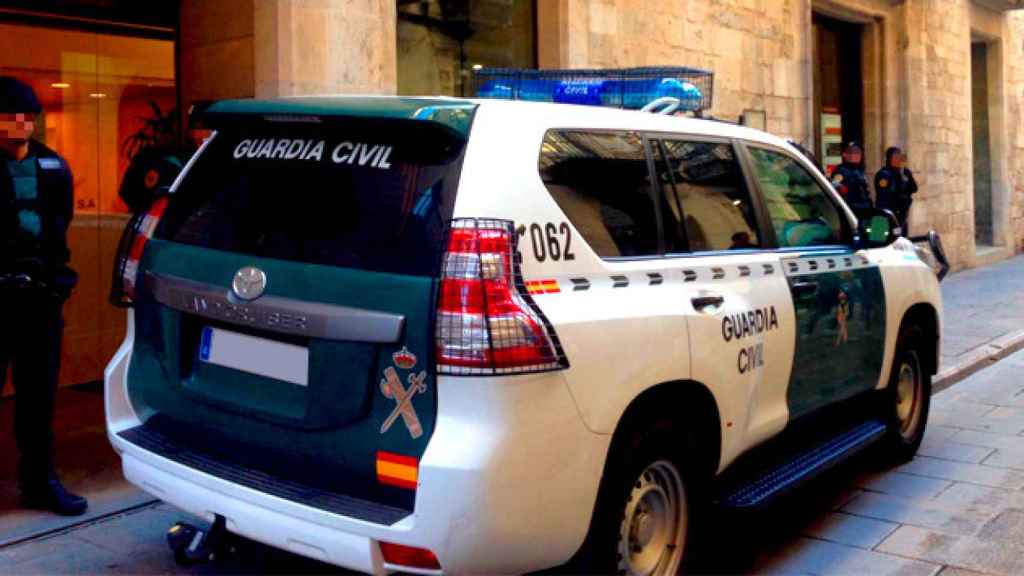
[
  {"xmin": 879, "ymin": 327, "xmax": 931, "ymax": 462},
  {"xmin": 574, "ymin": 419, "xmax": 694, "ymax": 575},
  {"xmin": 617, "ymin": 459, "xmax": 688, "ymax": 575}
]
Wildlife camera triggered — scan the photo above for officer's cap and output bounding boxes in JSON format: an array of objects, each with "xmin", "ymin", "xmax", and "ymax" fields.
[
  {"xmin": 0, "ymin": 77, "xmax": 41, "ymax": 115},
  {"xmin": 843, "ymin": 141, "xmax": 862, "ymax": 153}
]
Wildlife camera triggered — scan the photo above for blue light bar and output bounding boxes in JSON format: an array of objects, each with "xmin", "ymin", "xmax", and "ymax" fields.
[{"xmin": 472, "ymin": 67, "xmax": 713, "ymax": 113}]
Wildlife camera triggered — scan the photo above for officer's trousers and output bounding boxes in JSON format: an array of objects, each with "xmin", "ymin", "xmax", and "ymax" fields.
[{"xmin": 0, "ymin": 289, "xmax": 63, "ymax": 487}]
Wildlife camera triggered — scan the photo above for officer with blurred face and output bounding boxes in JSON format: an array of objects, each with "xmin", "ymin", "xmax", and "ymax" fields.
[
  {"xmin": 831, "ymin": 141, "xmax": 872, "ymax": 212},
  {"xmin": 874, "ymin": 147, "xmax": 918, "ymax": 236},
  {"xmin": 0, "ymin": 76, "xmax": 86, "ymax": 516}
]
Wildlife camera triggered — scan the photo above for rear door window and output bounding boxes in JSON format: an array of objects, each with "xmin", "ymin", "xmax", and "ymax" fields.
[
  {"xmin": 538, "ymin": 130, "xmax": 659, "ymax": 258},
  {"xmin": 158, "ymin": 118, "xmax": 470, "ymax": 276},
  {"xmin": 658, "ymin": 139, "xmax": 761, "ymax": 253}
]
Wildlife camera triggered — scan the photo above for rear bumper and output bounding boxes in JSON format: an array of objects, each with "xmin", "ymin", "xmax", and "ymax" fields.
[{"xmin": 106, "ymin": 328, "xmax": 609, "ymax": 574}]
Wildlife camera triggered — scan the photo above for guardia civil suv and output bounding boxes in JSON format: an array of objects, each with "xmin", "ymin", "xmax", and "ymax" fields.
[{"xmin": 105, "ymin": 69, "xmax": 943, "ymax": 575}]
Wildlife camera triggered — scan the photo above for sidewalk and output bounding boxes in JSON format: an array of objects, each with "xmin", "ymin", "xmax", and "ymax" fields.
[
  {"xmin": 935, "ymin": 252, "xmax": 1024, "ymax": 388},
  {"xmin": 750, "ymin": 346, "xmax": 1024, "ymax": 575}
]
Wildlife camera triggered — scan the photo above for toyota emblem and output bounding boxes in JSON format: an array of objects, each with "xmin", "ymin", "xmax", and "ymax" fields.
[{"xmin": 232, "ymin": 266, "xmax": 267, "ymax": 301}]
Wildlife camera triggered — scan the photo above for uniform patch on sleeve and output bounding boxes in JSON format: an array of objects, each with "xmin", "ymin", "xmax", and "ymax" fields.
[{"xmin": 38, "ymin": 158, "xmax": 62, "ymax": 170}]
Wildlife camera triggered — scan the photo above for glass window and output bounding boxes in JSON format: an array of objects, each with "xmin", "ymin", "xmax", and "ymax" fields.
[
  {"xmin": 651, "ymin": 142, "xmax": 688, "ymax": 254},
  {"xmin": 160, "ymin": 120, "xmax": 467, "ymax": 277},
  {"xmin": 747, "ymin": 147, "xmax": 849, "ymax": 249},
  {"xmin": 539, "ymin": 131, "xmax": 659, "ymax": 258},
  {"xmin": 397, "ymin": 0, "xmax": 536, "ymax": 97},
  {"xmin": 0, "ymin": 23, "xmax": 175, "ymax": 387},
  {"xmin": 660, "ymin": 140, "xmax": 760, "ymax": 252}
]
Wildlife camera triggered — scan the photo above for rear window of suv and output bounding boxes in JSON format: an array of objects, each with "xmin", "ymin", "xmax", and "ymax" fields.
[{"xmin": 157, "ymin": 117, "xmax": 470, "ymax": 276}]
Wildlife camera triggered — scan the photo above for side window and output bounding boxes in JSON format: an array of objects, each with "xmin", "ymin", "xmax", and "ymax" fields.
[
  {"xmin": 539, "ymin": 130, "xmax": 658, "ymax": 258},
  {"xmin": 747, "ymin": 147, "xmax": 848, "ymax": 249},
  {"xmin": 660, "ymin": 140, "xmax": 760, "ymax": 252}
]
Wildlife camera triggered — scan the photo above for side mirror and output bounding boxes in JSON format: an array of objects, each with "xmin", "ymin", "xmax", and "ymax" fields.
[{"xmin": 856, "ymin": 207, "xmax": 900, "ymax": 248}]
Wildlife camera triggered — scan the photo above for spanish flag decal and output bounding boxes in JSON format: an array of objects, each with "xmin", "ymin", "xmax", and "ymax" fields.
[
  {"xmin": 377, "ymin": 451, "xmax": 419, "ymax": 490},
  {"xmin": 525, "ymin": 279, "xmax": 560, "ymax": 295}
]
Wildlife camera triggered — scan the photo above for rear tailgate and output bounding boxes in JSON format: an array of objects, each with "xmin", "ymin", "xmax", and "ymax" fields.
[{"xmin": 124, "ymin": 101, "xmax": 475, "ymax": 517}]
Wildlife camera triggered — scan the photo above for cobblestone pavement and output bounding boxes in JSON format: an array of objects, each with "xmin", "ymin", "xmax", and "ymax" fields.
[
  {"xmin": 4, "ymin": 349, "xmax": 1024, "ymax": 574},
  {"xmin": 744, "ymin": 347, "xmax": 1024, "ymax": 576},
  {"xmin": 937, "ymin": 254, "xmax": 1024, "ymax": 378}
]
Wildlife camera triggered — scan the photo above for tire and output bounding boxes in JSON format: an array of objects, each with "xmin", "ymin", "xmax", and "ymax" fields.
[
  {"xmin": 573, "ymin": 418, "xmax": 694, "ymax": 575},
  {"xmin": 879, "ymin": 326, "xmax": 931, "ymax": 462}
]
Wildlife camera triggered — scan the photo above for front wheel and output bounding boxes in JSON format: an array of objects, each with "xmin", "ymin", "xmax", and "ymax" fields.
[{"xmin": 879, "ymin": 328, "xmax": 931, "ymax": 462}]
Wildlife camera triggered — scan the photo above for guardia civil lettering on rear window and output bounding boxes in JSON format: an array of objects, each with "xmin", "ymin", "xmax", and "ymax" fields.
[{"xmin": 232, "ymin": 138, "xmax": 394, "ymax": 169}]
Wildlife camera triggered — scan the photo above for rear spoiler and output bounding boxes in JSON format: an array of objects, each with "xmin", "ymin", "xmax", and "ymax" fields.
[{"xmin": 908, "ymin": 230, "xmax": 950, "ymax": 282}]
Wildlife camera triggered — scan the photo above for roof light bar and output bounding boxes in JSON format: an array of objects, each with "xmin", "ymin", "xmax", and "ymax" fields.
[{"xmin": 472, "ymin": 67, "xmax": 713, "ymax": 113}]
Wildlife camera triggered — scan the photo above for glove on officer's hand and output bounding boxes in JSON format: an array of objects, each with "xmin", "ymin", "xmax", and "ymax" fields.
[{"xmin": 52, "ymin": 265, "xmax": 78, "ymax": 300}]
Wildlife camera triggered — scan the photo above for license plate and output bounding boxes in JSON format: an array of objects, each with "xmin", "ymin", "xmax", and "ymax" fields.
[{"xmin": 199, "ymin": 327, "xmax": 309, "ymax": 386}]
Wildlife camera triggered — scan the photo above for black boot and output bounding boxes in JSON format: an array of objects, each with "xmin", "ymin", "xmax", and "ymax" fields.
[{"xmin": 20, "ymin": 476, "xmax": 88, "ymax": 516}]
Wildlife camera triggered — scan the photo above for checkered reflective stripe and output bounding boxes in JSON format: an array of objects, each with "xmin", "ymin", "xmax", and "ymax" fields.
[
  {"xmin": 524, "ymin": 262, "xmax": 794, "ymax": 295},
  {"xmin": 783, "ymin": 254, "xmax": 872, "ymax": 277}
]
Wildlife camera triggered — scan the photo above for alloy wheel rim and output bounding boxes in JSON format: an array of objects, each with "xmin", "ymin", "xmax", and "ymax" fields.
[
  {"xmin": 896, "ymin": 356, "xmax": 922, "ymax": 440},
  {"xmin": 617, "ymin": 460, "xmax": 687, "ymax": 576}
]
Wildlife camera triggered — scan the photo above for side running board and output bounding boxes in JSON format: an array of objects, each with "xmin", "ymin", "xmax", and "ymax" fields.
[{"xmin": 717, "ymin": 420, "xmax": 887, "ymax": 509}]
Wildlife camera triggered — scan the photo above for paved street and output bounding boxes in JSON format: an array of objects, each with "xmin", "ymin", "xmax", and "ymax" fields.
[
  {"xmin": 937, "ymin": 253, "xmax": 1024, "ymax": 381},
  {"xmin": 747, "ymin": 347, "xmax": 1024, "ymax": 575},
  {"xmin": 2, "ymin": 347, "xmax": 1024, "ymax": 575}
]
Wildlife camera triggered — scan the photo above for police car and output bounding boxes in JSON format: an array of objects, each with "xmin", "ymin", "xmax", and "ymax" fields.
[{"xmin": 104, "ymin": 69, "xmax": 943, "ymax": 575}]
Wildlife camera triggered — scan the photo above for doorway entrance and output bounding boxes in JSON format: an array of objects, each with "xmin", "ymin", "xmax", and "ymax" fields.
[
  {"xmin": 971, "ymin": 41, "xmax": 995, "ymax": 247},
  {"xmin": 812, "ymin": 14, "xmax": 864, "ymax": 176}
]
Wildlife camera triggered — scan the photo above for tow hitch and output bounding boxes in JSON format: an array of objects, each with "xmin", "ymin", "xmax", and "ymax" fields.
[{"xmin": 167, "ymin": 514, "xmax": 230, "ymax": 566}]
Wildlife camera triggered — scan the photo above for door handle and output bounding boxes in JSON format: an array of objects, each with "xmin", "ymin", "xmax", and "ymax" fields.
[
  {"xmin": 792, "ymin": 281, "xmax": 819, "ymax": 297},
  {"xmin": 691, "ymin": 294, "xmax": 725, "ymax": 314}
]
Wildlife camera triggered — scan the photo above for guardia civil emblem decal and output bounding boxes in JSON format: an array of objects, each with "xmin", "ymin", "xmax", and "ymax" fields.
[{"xmin": 380, "ymin": 347, "xmax": 427, "ymax": 439}]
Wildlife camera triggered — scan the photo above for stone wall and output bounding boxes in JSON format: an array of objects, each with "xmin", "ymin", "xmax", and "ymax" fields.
[
  {"xmin": 550, "ymin": 0, "xmax": 813, "ymax": 141},
  {"xmin": 900, "ymin": 0, "xmax": 974, "ymax": 267},
  {"xmin": 254, "ymin": 0, "xmax": 396, "ymax": 98},
  {"xmin": 180, "ymin": 0, "xmax": 397, "ymax": 112},
  {"xmin": 1005, "ymin": 12, "xmax": 1024, "ymax": 253},
  {"xmin": 180, "ymin": 0, "xmax": 256, "ymax": 109}
]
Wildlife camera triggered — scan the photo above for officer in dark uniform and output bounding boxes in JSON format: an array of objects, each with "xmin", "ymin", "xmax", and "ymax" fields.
[
  {"xmin": 830, "ymin": 141, "xmax": 873, "ymax": 212},
  {"xmin": 874, "ymin": 146, "xmax": 918, "ymax": 236},
  {"xmin": 0, "ymin": 77, "xmax": 87, "ymax": 516}
]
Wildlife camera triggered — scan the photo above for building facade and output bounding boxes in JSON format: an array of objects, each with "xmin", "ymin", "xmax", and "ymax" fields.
[
  {"xmin": 2, "ymin": 0, "xmax": 1021, "ymax": 387},
  {"xmin": 183, "ymin": 0, "xmax": 1024, "ymax": 271}
]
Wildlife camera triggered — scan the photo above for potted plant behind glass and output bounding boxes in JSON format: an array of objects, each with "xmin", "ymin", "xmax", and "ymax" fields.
[{"xmin": 118, "ymin": 101, "xmax": 186, "ymax": 213}]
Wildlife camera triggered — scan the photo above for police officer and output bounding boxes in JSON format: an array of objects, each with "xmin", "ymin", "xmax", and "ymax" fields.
[
  {"xmin": 874, "ymin": 146, "xmax": 918, "ymax": 236},
  {"xmin": 830, "ymin": 141, "xmax": 873, "ymax": 212},
  {"xmin": 0, "ymin": 77, "xmax": 87, "ymax": 516}
]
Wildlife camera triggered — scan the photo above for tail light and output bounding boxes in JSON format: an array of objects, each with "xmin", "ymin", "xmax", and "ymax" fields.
[
  {"xmin": 379, "ymin": 542, "xmax": 441, "ymax": 571},
  {"xmin": 436, "ymin": 218, "xmax": 568, "ymax": 375},
  {"xmin": 109, "ymin": 196, "xmax": 169, "ymax": 307}
]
